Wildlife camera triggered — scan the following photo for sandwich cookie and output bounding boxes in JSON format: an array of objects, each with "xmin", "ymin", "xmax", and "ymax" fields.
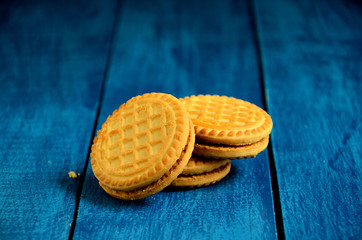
[
  {"xmin": 181, "ymin": 95, "xmax": 272, "ymax": 159},
  {"xmin": 171, "ymin": 157, "xmax": 231, "ymax": 188},
  {"xmin": 193, "ymin": 137, "xmax": 269, "ymax": 159},
  {"xmin": 91, "ymin": 93, "xmax": 195, "ymax": 200}
]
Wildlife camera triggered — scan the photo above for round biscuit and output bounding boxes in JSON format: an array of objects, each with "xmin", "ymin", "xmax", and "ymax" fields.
[
  {"xmin": 181, "ymin": 157, "xmax": 230, "ymax": 175},
  {"xmin": 91, "ymin": 93, "xmax": 191, "ymax": 193},
  {"xmin": 181, "ymin": 95, "xmax": 272, "ymax": 145},
  {"xmin": 171, "ymin": 161, "xmax": 231, "ymax": 188},
  {"xmin": 99, "ymin": 121, "xmax": 195, "ymax": 200}
]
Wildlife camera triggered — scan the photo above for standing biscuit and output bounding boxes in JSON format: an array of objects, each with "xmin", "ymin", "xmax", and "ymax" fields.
[{"xmin": 91, "ymin": 93, "xmax": 195, "ymax": 200}]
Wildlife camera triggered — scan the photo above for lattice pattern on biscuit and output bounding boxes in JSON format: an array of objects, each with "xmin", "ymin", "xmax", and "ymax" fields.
[
  {"xmin": 183, "ymin": 95, "xmax": 261, "ymax": 129},
  {"xmin": 105, "ymin": 101, "xmax": 173, "ymax": 173},
  {"xmin": 181, "ymin": 95, "xmax": 272, "ymax": 143},
  {"xmin": 98, "ymin": 121, "xmax": 195, "ymax": 200},
  {"xmin": 91, "ymin": 93, "xmax": 190, "ymax": 192}
]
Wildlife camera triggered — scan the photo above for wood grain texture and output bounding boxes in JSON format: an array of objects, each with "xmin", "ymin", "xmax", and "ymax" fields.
[
  {"xmin": 0, "ymin": 0, "xmax": 117, "ymax": 238},
  {"xmin": 74, "ymin": 0, "xmax": 277, "ymax": 239},
  {"xmin": 254, "ymin": 0, "xmax": 362, "ymax": 238}
]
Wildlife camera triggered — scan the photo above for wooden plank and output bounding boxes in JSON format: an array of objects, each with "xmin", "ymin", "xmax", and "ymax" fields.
[
  {"xmin": 0, "ymin": 0, "xmax": 117, "ymax": 238},
  {"xmin": 254, "ymin": 0, "xmax": 362, "ymax": 238},
  {"xmin": 74, "ymin": 0, "xmax": 277, "ymax": 239}
]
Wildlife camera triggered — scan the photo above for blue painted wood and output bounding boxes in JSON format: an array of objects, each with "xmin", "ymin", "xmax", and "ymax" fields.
[
  {"xmin": 74, "ymin": 0, "xmax": 277, "ymax": 239},
  {"xmin": 0, "ymin": 0, "xmax": 117, "ymax": 238},
  {"xmin": 255, "ymin": 0, "xmax": 362, "ymax": 238}
]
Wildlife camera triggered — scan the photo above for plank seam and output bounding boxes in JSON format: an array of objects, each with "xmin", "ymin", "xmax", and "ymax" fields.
[
  {"xmin": 247, "ymin": 0, "xmax": 286, "ymax": 239},
  {"xmin": 68, "ymin": 0, "xmax": 122, "ymax": 239}
]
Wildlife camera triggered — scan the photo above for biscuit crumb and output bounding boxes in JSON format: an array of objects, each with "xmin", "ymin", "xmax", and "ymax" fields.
[{"xmin": 68, "ymin": 171, "xmax": 77, "ymax": 178}]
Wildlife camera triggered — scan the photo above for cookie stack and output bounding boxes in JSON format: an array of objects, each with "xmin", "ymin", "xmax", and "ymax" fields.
[
  {"xmin": 90, "ymin": 93, "xmax": 272, "ymax": 200},
  {"xmin": 174, "ymin": 95, "xmax": 272, "ymax": 188}
]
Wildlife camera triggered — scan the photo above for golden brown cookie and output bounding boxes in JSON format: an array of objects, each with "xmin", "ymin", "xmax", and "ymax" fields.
[
  {"xmin": 91, "ymin": 93, "xmax": 195, "ymax": 200},
  {"xmin": 100, "ymin": 123, "xmax": 195, "ymax": 200},
  {"xmin": 171, "ymin": 161, "xmax": 231, "ymax": 188},
  {"xmin": 193, "ymin": 137, "xmax": 269, "ymax": 160},
  {"xmin": 181, "ymin": 95, "xmax": 273, "ymax": 145},
  {"xmin": 181, "ymin": 157, "xmax": 230, "ymax": 175}
]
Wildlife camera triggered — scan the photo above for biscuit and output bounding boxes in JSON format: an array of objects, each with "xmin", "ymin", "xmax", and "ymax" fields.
[
  {"xmin": 171, "ymin": 161, "xmax": 231, "ymax": 188},
  {"xmin": 181, "ymin": 95, "xmax": 273, "ymax": 145},
  {"xmin": 100, "ymin": 122, "xmax": 194, "ymax": 200},
  {"xmin": 91, "ymin": 93, "xmax": 195, "ymax": 200},
  {"xmin": 193, "ymin": 137, "xmax": 269, "ymax": 160},
  {"xmin": 181, "ymin": 157, "xmax": 230, "ymax": 175}
]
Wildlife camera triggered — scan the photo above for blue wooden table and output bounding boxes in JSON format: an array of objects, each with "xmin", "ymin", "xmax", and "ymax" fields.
[{"xmin": 1, "ymin": 0, "xmax": 361, "ymax": 239}]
